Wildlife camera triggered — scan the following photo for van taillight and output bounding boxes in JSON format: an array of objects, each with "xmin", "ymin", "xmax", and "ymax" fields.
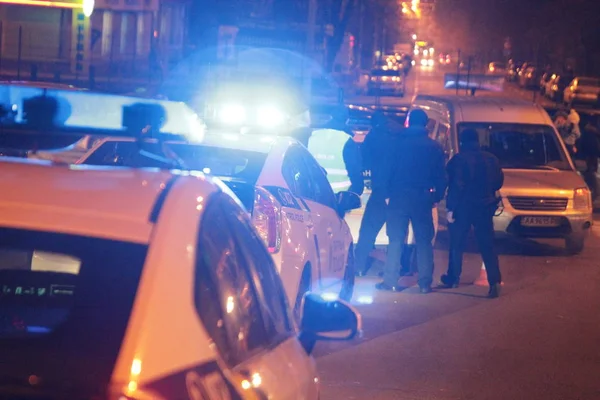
[{"xmin": 252, "ymin": 187, "xmax": 282, "ymax": 253}]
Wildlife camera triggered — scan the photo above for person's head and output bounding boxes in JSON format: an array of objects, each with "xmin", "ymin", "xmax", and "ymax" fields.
[
  {"xmin": 555, "ymin": 110, "xmax": 568, "ymax": 125},
  {"xmin": 406, "ymin": 108, "xmax": 428, "ymax": 128},
  {"xmin": 459, "ymin": 128, "xmax": 480, "ymax": 149}
]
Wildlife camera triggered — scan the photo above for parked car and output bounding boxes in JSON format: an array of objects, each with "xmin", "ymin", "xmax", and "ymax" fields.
[
  {"xmin": 366, "ymin": 68, "xmax": 405, "ymax": 97},
  {"xmin": 488, "ymin": 61, "xmax": 506, "ymax": 74},
  {"xmin": 519, "ymin": 65, "xmax": 539, "ymax": 89},
  {"xmin": 563, "ymin": 76, "xmax": 600, "ymax": 107},
  {"xmin": 539, "ymin": 72, "xmax": 555, "ymax": 95}
]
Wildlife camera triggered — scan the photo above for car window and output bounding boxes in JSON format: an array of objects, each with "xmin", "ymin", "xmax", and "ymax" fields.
[
  {"xmin": 195, "ymin": 196, "xmax": 269, "ymax": 366},
  {"xmin": 458, "ymin": 122, "xmax": 571, "ymax": 171},
  {"xmin": 436, "ymin": 124, "xmax": 451, "ymax": 154},
  {"xmin": 0, "ymin": 228, "xmax": 146, "ymax": 390},
  {"xmin": 579, "ymin": 78, "xmax": 600, "ymax": 87},
  {"xmin": 83, "ymin": 141, "xmax": 167, "ymax": 168},
  {"xmin": 282, "ymin": 146, "xmax": 315, "ymax": 200},
  {"xmin": 426, "ymin": 119, "xmax": 438, "ymax": 139},
  {"xmin": 222, "ymin": 197, "xmax": 293, "ymax": 339},
  {"xmin": 301, "ymin": 148, "xmax": 338, "ymax": 209}
]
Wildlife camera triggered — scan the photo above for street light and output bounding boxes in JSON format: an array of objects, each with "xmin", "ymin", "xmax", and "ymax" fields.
[{"xmin": 412, "ymin": 34, "xmax": 417, "ymax": 40}]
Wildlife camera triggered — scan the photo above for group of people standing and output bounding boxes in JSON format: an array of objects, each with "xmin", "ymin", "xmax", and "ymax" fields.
[{"xmin": 354, "ymin": 109, "xmax": 504, "ymax": 298}]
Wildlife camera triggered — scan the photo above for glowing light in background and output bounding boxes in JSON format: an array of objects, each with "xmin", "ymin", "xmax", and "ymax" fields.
[
  {"xmin": 82, "ymin": 0, "xmax": 94, "ymax": 16},
  {"xmin": 219, "ymin": 104, "xmax": 246, "ymax": 125}
]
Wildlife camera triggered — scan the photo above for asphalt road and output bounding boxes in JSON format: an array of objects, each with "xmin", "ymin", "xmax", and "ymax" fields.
[{"xmin": 315, "ymin": 67, "xmax": 600, "ymax": 400}]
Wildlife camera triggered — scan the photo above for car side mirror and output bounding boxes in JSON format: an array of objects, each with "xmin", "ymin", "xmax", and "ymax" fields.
[
  {"xmin": 298, "ymin": 293, "xmax": 362, "ymax": 354},
  {"xmin": 574, "ymin": 159, "xmax": 587, "ymax": 172},
  {"xmin": 336, "ymin": 191, "xmax": 361, "ymax": 215}
]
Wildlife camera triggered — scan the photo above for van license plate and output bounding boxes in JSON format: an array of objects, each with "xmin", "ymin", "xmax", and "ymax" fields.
[{"xmin": 521, "ymin": 216, "xmax": 560, "ymax": 227}]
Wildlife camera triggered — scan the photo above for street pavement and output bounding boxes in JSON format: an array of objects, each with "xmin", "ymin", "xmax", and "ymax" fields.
[{"xmin": 315, "ymin": 67, "xmax": 600, "ymax": 400}]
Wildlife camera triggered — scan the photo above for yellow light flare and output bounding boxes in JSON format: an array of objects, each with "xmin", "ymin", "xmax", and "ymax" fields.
[{"xmin": 0, "ymin": 0, "xmax": 94, "ymax": 16}]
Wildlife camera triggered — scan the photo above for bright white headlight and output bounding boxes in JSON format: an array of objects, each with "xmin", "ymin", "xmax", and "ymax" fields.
[
  {"xmin": 219, "ymin": 104, "xmax": 246, "ymax": 125},
  {"xmin": 257, "ymin": 105, "xmax": 286, "ymax": 128}
]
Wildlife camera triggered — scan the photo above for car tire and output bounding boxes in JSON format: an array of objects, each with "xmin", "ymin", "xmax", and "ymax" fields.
[
  {"xmin": 339, "ymin": 244, "xmax": 355, "ymax": 302},
  {"xmin": 565, "ymin": 234, "xmax": 585, "ymax": 255},
  {"xmin": 293, "ymin": 264, "xmax": 312, "ymax": 327}
]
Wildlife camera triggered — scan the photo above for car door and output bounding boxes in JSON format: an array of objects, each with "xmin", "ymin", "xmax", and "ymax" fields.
[
  {"xmin": 297, "ymin": 146, "xmax": 347, "ymax": 285},
  {"xmin": 224, "ymin": 198, "xmax": 319, "ymax": 399},
  {"xmin": 194, "ymin": 194, "xmax": 316, "ymax": 400},
  {"xmin": 282, "ymin": 146, "xmax": 331, "ymax": 289}
]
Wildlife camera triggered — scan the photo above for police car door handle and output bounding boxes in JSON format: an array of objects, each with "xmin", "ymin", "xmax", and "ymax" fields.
[
  {"xmin": 327, "ymin": 227, "xmax": 334, "ymax": 237},
  {"xmin": 306, "ymin": 219, "xmax": 314, "ymax": 229}
]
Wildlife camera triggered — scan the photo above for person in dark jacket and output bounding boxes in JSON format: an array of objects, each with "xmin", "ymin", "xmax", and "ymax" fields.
[
  {"xmin": 376, "ymin": 109, "xmax": 447, "ymax": 293},
  {"xmin": 354, "ymin": 110, "xmax": 396, "ymax": 275},
  {"xmin": 578, "ymin": 116, "xmax": 600, "ymax": 201},
  {"xmin": 307, "ymin": 106, "xmax": 365, "ymax": 196},
  {"xmin": 440, "ymin": 128, "xmax": 504, "ymax": 298}
]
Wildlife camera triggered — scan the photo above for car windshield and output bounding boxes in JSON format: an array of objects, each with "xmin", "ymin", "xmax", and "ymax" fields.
[
  {"xmin": 0, "ymin": 228, "xmax": 146, "ymax": 396},
  {"xmin": 82, "ymin": 141, "xmax": 268, "ymax": 184},
  {"xmin": 370, "ymin": 69, "xmax": 400, "ymax": 77},
  {"xmin": 579, "ymin": 77, "xmax": 600, "ymax": 87},
  {"xmin": 457, "ymin": 123, "xmax": 572, "ymax": 171}
]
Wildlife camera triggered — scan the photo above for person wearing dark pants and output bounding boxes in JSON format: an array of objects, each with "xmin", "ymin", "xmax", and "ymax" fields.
[
  {"xmin": 354, "ymin": 192, "xmax": 387, "ymax": 275},
  {"xmin": 375, "ymin": 109, "xmax": 446, "ymax": 293},
  {"xmin": 440, "ymin": 128, "xmax": 504, "ymax": 298},
  {"xmin": 383, "ymin": 192, "xmax": 438, "ymax": 291},
  {"xmin": 354, "ymin": 111, "xmax": 396, "ymax": 275}
]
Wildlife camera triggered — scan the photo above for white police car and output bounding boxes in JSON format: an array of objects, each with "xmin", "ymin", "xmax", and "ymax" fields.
[
  {"xmin": 15, "ymin": 83, "xmax": 360, "ymax": 314},
  {"xmin": 0, "ymin": 157, "xmax": 361, "ymax": 400}
]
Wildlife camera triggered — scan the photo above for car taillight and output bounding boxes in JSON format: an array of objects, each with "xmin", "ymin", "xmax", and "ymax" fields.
[{"xmin": 252, "ymin": 187, "xmax": 282, "ymax": 253}]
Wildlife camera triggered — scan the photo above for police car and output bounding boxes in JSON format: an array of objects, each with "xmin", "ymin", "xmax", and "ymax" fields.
[
  {"xmin": 0, "ymin": 87, "xmax": 362, "ymax": 399},
  {"xmin": 0, "ymin": 157, "xmax": 361, "ymax": 400},
  {"xmin": 24, "ymin": 86, "xmax": 361, "ymax": 317}
]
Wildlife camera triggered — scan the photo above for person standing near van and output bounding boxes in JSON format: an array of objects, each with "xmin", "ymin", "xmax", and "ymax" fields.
[
  {"xmin": 555, "ymin": 110, "xmax": 581, "ymax": 156},
  {"xmin": 376, "ymin": 109, "xmax": 446, "ymax": 293},
  {"xmin": 440, "ymin": 128, "xmax": 504, "ymax": 298}
]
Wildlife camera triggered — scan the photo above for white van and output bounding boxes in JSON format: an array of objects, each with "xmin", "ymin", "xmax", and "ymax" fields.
[{"xmin": 410, "ymin": 94, "xmax": 593, "ymax": 254}]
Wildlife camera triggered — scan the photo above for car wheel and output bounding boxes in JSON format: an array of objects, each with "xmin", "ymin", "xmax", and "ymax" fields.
[
  {"xmin": 565, "ymin": 233, "xmax": 585, "ymax": 255},
  {"xmin": 339, "ymin": 244, "xmax": 355, "ymax": 302},
  {"xmin": 293, "ymin": 264, "xmax": 312, "ymax": 327}
]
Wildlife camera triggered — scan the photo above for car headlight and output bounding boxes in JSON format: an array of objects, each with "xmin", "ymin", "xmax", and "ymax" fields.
[
  {"xmin": 428, "ymin": 59, "xmax": 434, "ymax": 66},
  {"xmin": 573, "ymin": 187, "xmax": 591, "ymax": 210},
  {"xmin": 219, "ymin": 104, "xmax": 246, "ymax": 125},
  {"xmin": 257, "ymin": 105, "xmax": 286, "ymax": 128}
]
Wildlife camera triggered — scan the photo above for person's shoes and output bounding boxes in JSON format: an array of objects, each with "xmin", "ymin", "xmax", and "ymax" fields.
[
  {"xmin": 437, "ymin": 282, "xmax": 459, "ymax": 289},
  {"xmin": 375, "ymin": 282, "xmax": 404, "ymax": 292},
  {"xmin": 419, "ymin": 286, "xmax": 433, "ymax": 294},
  {"xmin": 488, "ymin": 283, "xmax": 502, "ymax": 298}
]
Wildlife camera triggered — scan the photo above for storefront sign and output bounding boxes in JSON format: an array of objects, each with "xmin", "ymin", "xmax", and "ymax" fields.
[{"xmin": 70, "ymin": 10, "xmax": 90, "ymax": 75}]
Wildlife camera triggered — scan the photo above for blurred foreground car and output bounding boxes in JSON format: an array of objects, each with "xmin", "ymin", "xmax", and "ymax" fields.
[
  {"xmin": 0, "ymin": 86, "xmax": 362, "ymax": 399},
  {"xmin": 0, "ymin": 158, "xmax": 361, "ymax": 400}
]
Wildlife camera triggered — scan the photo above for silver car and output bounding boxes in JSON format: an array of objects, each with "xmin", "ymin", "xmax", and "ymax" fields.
[{"xmin": 563, "ymin": 76, "xmax": 600, "ymax": 107}]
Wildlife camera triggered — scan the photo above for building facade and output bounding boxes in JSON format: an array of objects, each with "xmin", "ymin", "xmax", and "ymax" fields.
[{"xmin": 0, "ymin": 0, "xmax": 189, "ymax": 83}]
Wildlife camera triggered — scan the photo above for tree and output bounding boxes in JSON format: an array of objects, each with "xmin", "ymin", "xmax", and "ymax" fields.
[{"xmin": 324, "ymin": 0, "xmax": 357, "ymax": 72}]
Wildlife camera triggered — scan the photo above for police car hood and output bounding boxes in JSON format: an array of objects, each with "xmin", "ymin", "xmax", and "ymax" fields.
[{"xmin": 500, "ymin": 168, "xmax": 585, "ymax": 198}]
